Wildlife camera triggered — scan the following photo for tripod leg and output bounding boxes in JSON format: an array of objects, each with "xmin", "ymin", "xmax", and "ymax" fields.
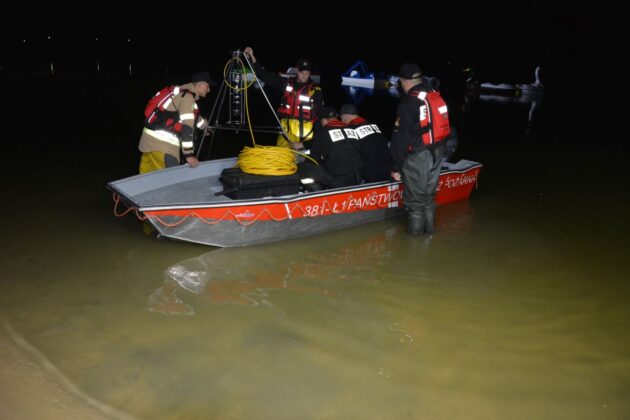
[
  {"xmin": 204, "ymin": 129, "xmax": 218, "ymax": 160},
  {"xmin": 197, "ymin": 67, "xmax": 232, "ymax": 159}
]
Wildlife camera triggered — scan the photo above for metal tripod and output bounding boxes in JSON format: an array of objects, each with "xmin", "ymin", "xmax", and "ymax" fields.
[{"xmin": 196, "ymin": 50, "xmax": 289, "ymax": 160}]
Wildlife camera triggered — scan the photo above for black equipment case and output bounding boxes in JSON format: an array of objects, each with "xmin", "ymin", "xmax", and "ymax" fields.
[{"xmin": 217, "ymin": 168, "xmax": 301, "ymax": 199}]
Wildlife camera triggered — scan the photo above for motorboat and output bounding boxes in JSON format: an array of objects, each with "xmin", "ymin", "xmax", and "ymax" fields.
[
  {"xmin": 476, "ymin": 66, "xmax": 544, "ymax": 97},
  {"xmin": 109, "ymin": 158, "xmax": 482, "ymax": 247},
  {"xmin": 341, "ymin": 60, "xmax": 397, "ymax": 89}
]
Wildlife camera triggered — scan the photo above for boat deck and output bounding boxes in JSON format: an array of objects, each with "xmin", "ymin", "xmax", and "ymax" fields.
[
  {"xmin": 109, "ymin": 157, "xmax": 236, "ymax": 208},
  {"xmin": 108, "ymin": 157, "xmax": 481, "ymax": 209}
]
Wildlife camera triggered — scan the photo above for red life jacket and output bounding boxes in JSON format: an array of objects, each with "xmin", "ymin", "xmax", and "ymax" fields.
[
  {"xmin": 278, "ymin": 79, "xmax": 319, "ymax": 120},
  {"xmin": 409, "ymin": 89, "xmax": 451, "ymax": 145},
  {"xmin": 144, "ymin": 85, "xmax": 193, "ymax": 134}
]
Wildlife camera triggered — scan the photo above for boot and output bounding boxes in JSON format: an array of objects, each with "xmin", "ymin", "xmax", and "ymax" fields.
[
  {"xmin": 406, "ymin": 211, "xmax": 425, "ymax": 236},
  {"xmin": 424, "ymin": 206, "xmax": 436, "ymax": 234}
]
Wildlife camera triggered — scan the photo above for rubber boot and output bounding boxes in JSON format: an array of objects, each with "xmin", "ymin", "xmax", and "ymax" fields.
[
  {"xmin": 424, "ymin": 206, "xmax": 436, "ymax": 234},
  {"xmin": 406, "ymin": 211, "xmax": 425, "ymax": 236}
]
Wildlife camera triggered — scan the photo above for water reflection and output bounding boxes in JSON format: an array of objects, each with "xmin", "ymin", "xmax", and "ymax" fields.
[
  {"xmin": 149, "ymin": 227, "xmax": 399, "ymax": 315},
  {"xmin": 148, "ymin": 200, "xmax": 474, "ymax": 316}
]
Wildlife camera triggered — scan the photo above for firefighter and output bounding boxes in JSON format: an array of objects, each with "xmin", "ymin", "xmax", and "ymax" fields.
[
  {"xmin": 339, "ymin": 103, "xmax": 391, "ymax": 182},
  {"xmin": 138, "ymin": 71, "xmax": 215, "ymax": 174},
  {"xmin": 299, "ymin": 107, "xmax": 362, "ymax": 189},
  {"xmin": 243, "ymin": 47, "xmax": 323, "ymax": 150},
  {"xmin": 390, "ymin": 63, "xmax": 451, "ymax": 235}
]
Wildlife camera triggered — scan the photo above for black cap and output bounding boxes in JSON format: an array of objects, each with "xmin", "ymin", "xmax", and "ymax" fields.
[
  {"xmin": 191, "ymin": 71, "xmax": 217, "ymax": 86},
  {"xmin": 398, "ymin": 63, "xmax": 422, "ymax": 79},
  {"xmin": 319, "ymin": 106, "xmax": 337, "ymax": 119},
  {"xmin": 297, "ymin": 58, "xmax": 312, "ymax": 72},
  {"xmin": 339, "ymin": 103, "xmax": 358, "ymax": 116}
]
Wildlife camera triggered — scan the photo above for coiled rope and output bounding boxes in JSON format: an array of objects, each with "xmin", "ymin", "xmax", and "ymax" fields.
[{"xmin": 222, "ymin": 55, "xmax": 317, "ymax": 176}]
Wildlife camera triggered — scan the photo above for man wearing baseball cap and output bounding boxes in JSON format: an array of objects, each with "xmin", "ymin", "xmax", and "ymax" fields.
[
  {"xmin": 139, "ymin": 70, "xmax": 217, "ymax": 173},
  {"xmin": 390, "ymin": 62, "xmax": 448, "ymax": 235}
]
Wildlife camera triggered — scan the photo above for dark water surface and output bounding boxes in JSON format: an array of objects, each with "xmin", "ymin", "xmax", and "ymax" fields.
[{"xmin": 1, "ymin": 68, "xmax": 629, "ymax": 419}]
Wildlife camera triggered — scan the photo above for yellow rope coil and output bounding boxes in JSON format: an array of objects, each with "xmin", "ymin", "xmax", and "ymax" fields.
[
  {"xmin": 237, "ymin": 145, "xmax": 297, "ymax": 175},
  {"xmin": 221, "ymin": 55, "xmax": 318, "ymax": 176}
]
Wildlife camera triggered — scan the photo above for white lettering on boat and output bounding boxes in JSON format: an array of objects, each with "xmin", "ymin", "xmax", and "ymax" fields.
[
  {"xmin": 302, "ymin": 190, "xmax": 402, "ymax": 217},
  {"xmin": 437, "ymin": 173, "xmax": 477, "ymax": 191},
  {"xmin": 234, "ymin": 210, "xmax": 256, "ymax": 219}
]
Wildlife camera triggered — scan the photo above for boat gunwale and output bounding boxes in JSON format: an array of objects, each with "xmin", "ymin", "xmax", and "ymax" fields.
[{"xmin": 134, "ymin": 162, "xmax": 482, "ymax": 212}]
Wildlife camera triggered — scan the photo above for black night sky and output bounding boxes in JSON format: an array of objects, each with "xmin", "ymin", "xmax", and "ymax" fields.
[
  {"xmin": 2, "ymin": 8, "xmax": 624, "ymax": 85},
  {"xmin": 1, "ymin": 7, "xmax": 626, "ymax": 162}
]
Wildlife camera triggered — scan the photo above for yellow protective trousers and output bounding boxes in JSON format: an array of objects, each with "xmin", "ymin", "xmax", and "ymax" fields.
[
  {"xmin": 139, "ymin": 152, "xmax": 179, "ymax": 174},
  {"xmin": 276, "ymin": 118, "xmax": 315, "ymax": 148}
]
